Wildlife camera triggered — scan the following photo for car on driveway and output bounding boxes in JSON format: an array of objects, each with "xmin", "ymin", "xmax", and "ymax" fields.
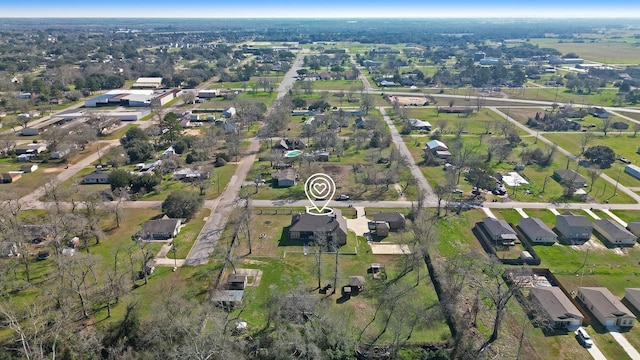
[{"xmin": 576, "ymin": 328, "xmax": 594, "ymax": 348}]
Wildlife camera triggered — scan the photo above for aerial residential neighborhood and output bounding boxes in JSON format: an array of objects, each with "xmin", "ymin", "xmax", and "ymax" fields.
[{"xmin": 1, "ymin": 8, "xmax": 640, "ymax": 360}]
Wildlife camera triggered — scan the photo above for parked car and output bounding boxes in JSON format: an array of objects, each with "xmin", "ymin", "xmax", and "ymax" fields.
[
  {"xmin": 619, "ymin": 157, "xmax": 631, "ymax": 164},
  {"xmin": 452, "ymin": 189, "xmax": 463, "ymax": 194},
  {"xmin": 37, "ymin": 251, "xmax": 51, "ymax": 261},
  {"xmin": 336, "ymin": 194, "xmax": 350, "ymax": 201},
  {"xmin": 576, "ymin": 328, "xmax": 594, "ymax": 348}
]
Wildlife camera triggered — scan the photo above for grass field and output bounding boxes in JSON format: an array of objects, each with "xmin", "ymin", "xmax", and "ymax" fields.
[{"xmin": 529, "ymin": 39, "xmax": 640, "ymax": 64}]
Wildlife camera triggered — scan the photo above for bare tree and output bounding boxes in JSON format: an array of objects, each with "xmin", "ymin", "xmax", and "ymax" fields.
[
  {"xmin": 602, "ymin": 116, "xmax": 612, "ymax": 136},
  {"xmin": 182, "ymin": 90, "xmax": 196, "ymax": 105},
  {"xmin": 580, "ymin": 131, "xmax": 594, "ymax": 155},
  {"xmin": 633, "ymin": 122, "xmax": 640, "ymax": 137},
  {"xmin": 587, "ymin": 165, "xmax": 601, "ymax": 192}
]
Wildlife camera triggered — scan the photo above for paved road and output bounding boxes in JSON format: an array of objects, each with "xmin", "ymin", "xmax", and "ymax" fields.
[
  {"xmin": 184, "ymin": 49, "xmax": 306, "ymax": 266},
  {"xmin": 379, "ymin": 106, "xmax": 436, "ymax": 202},
  {"xmin": 184, "ymin": 138, "xmax": 260, "ymax": 266}
]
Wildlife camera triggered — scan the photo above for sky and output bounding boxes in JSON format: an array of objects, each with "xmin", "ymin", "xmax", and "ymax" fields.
[{"xmin": 3, "ymin": 1, "xmax": 640, "ymax": 18}]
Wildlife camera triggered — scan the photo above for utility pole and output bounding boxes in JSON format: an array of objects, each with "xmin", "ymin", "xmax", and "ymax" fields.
[{"xmin": 614, "ymin": 168, "xmax": 622, "ymax": 196}]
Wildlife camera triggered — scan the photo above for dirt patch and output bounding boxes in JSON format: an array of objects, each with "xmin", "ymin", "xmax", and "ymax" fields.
[
  {"xmin": 242, "ymin": 259, "xmax": 267, "ymax": 265},
  {"xmin": 571, "ymin": 237, "xmax": 607, "ymax": 251},
  {"xmin": 183, "ymin": 129, "xmax": 201, "ymax": 136},
  {"xmin": 387, "ymin": 95, "xmax": 430, "ymax": 106},
  {"xmin": 43, "ymin": 167, "xmax": 61, "ymax": 173}
]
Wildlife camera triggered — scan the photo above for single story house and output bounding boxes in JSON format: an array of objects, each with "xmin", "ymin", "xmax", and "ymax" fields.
[
  {"xmin": 14, "ymin": 143, "xmax": 47, "ymax": 155},
  {"xmin": 17, "ymin": 154, "xmax": 36, "ymax": 162},
  {"xmin": 82, "ymin": 171, "xmax": 110, "ymax": 184},
  {"xmin": 275, "ymin": 138, "xmax": 306, "ymax": 151},
  {"xmin": 553, "ymin": 169, "xmax": 587, "ymax": 188},
  {"xmin": 211, "ymin": 289, "xmax": 244, "ymax": 309},
  {"xmin": 137, "ymin": 217, "xmax": 184, "ymax": 240},
  {"xmin": 625, "ymin": 164, "xmax": 640, "ymax": 181},
  {"xmin": 588, "ymin": 107, "xmax": 609, "ymax": 119},
  {"xmin": 275, "ymin": 168, "xmax": 297, "ymax": 187},
  {"xmin": 518, "ymin": 217, "xmax": 557, "ymax": 244},
  {"xmin": 344, "ymin": 276, "xmax": 366, "ymax": 296},
  {"xmin": 593, "ymin": 219, "xmax": 637, "ymax": 246},
  {"xmin": 161, "ymin": 146, "xmax": 176, "ymax": 159},
  {"xmin": 1, "ymin": 172, "xmax": 22, "ymax": 183},
  {"xmin": 529, "ymin": 287, "xmax": 584, "ymax": 330},
  {"xmin": 480, "ymin": 217, "xmax": 518, "ymax": 245},
  {"xmin": 577, "ymin": 287, "xmax": 635, "ymax": 328},
  {"xmin": 626, "ymin": 221, "xmax": 640, "ymax": 239},
  {"xmin": 372, "ymin": 212, "xmax": 406, "ymax": 230},
  {"xmin": 408, "ymin": 119, "xmax": 432, "ymax": 131},
  {"xmin": 624, "ymin": 288, "xmax": 640, "ymax": 313},
  {"xmin": 172, "ymin": 168, "xmax": 203, "ymax": 181},
  {"xmin": 20, "ymin": 164, "xmax": 38, "ymax": 173},
  {"xmin": 555, "ymin": 213, "xmax": 592, "ymax": 242},
  {"xmin": 425, "ymin": 140, "xmax": 451, "ymax": 159},
  {"xmin": 289, "ymin": 209, "xmax": 348, "ymax": 245}
]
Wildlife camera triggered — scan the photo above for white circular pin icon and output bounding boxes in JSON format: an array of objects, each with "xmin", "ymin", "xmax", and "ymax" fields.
[{"xmin": 304, "ymin": 173, "xmax": 336, "ymax": 214}]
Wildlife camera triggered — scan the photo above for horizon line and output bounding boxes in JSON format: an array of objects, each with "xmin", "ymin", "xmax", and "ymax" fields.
[{"xmin": 1, "ymin": 16, "xmax": 640, "ymax": 19}]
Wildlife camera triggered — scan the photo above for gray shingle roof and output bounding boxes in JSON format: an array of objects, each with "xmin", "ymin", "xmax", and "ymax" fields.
[
  {"xmin": 557, "ymin": 213, "xmax": 591, "ymax": 227},
  {"xmin": 579, "ymin": 287, "xmax": 635, "ymax": 319},
  {"xmin": 530, "ymin": 287, "xmax": 584, "ymax": 322},
  {"xmin": 290, "ymin": 209, "xmax": 347, "ymax": 237},
  {"xmin": 519, "ymin": 217, "xmax": 556, "ymax": 238},
  {"xmin": 482, "ymin": 217, "xmax": 518, "ymax": 240},
  {"xmin": 594, "ymin": 219, "xmax": 635, "ymax": 240}
]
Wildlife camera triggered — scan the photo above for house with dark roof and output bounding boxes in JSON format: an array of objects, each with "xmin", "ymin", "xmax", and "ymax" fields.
[
  {"xmin": 555, "ymin": 213, "xmax": 592, "ymax": 242},
  {"xmin": 529, "ymin": 287, "xmax": 584, "ymax": 329},
  {"xmin": 624, "ymin": 288, "xmax": 640, "ymax": 314},
  {"xmin": 0, "ymin": 172, "xmax": 22, "ymax": 183},
  {"xmin": 137, "ymin": 217, "xmax": 184, "ymax": 240},
  {"xmin": 553, "ymin": 169, "xmax": 587, "ymax": 188},
  {"xmin": 518, "ymin": 217, "xmax": 557, "ymax": 244},
  {"xmin": 588, "ymin": 107, "xmax": 609, "ymax": 119},
  {"xmin": 289, "ymin": 209, "xmax": 348, "ymax": 245},
  {"xmin": 82, "ymin": 171, "xmax": 110, "ymax": 184},
  {"xmin": 275, "ymin": 138, "xmax": 306, "ymax": 151},
  {"xmin": 593, "ymin": 219, "xmax": 636, "ymax": 246},
  {"xmin": 577, "ymin": 287, "xmax": 635, "ymax": 328},
  {"xmin": 626, "ymin": 221, "xmax": 640, "ymax": 239},
  {"xmin": 372, "ymin": 212, "xmax": 406, "ymax": 230},
  {"xmin": 275, "ymin": 168, "xmax": 297, "ymax": 187},
  {"xmin": 480, "ymin": 217, "xmax": 518, "ymax": 245}
]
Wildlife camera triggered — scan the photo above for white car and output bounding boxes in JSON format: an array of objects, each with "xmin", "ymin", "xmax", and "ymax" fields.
[{"xmin": 576, "ymin": 328, "xmax": 594, "ymax": 348}]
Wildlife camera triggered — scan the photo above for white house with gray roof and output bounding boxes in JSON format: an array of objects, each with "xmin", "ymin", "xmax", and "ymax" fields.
[
  {"xmin": 593, "ymin": 219, "xmax": 636, "ymax": 246},
  {"xmin": 518, "ymin": 217, "xmax": 557, "ymax": 244},
  {"xmin": 529, "ymin": 287, "xmax": 583, "ymax": 329},
  {"xmin": 577, "ymin": 287, "xmax": 635, "ymax": 328}
]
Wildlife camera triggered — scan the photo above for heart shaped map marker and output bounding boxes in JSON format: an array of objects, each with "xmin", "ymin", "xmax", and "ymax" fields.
[{"xmin": 304, "ymin": 173, "xmax": 336, "ymax": 214}]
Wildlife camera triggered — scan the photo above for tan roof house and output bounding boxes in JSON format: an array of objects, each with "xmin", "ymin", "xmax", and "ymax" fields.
[
  {"xmin": 529, "ymin": 287, "xmax": 584, "ymax": 330},
  {"xmin": 577, "ymin": 287, "xmax": 635, "ymax": 328}
]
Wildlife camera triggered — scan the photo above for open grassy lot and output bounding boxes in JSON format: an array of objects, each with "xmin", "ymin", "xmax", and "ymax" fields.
[
  {"xmin": 502, "ymin": 87, "xmax": 620, "ymax": 106},
  {"xmin": 610, "ymin": 210, "xmax": 640, "ymax": 224},
  {"xmin": 311, "ymin": 79, "xmax": 364, "ymax": 91},
  {"xmin": 529, "ymin": 38, "xmax": 640, "ymax": 64},
  {"xmin": 543, "ymin": 132, "xmax": 640, "ymax": 191},
  {"xmin": 390, "ymin": 106, "xmax": 515, "ymax": 136}
]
